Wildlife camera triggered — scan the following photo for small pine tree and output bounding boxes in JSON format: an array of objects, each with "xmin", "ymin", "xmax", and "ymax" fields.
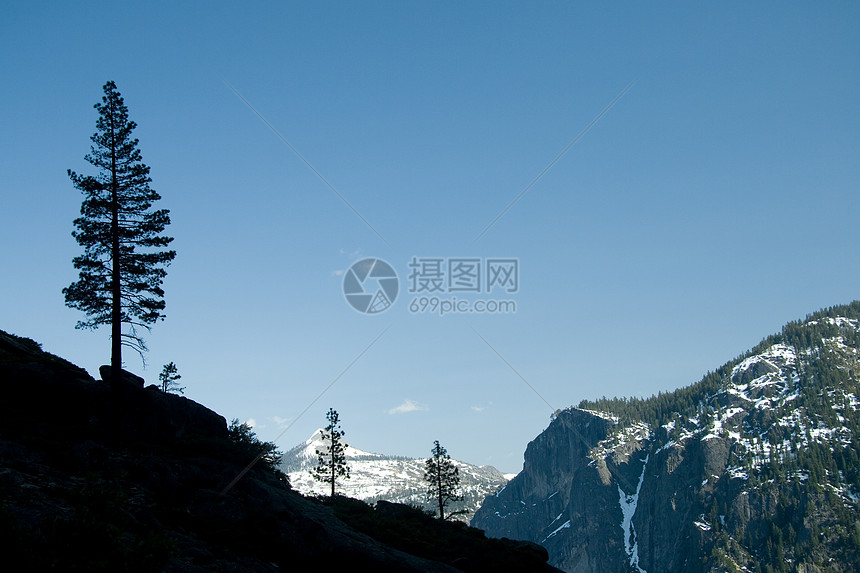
[
  {"xmin": 158, "ymin": 362, "xmax": 184, "ymax": 394},
  {"xmin": 313, "ymin": 408, "xmax": 349, "ymax": 498},
  {"xmin": 424, "ymin": 440, "xmax": 463, "ymax": 520}
]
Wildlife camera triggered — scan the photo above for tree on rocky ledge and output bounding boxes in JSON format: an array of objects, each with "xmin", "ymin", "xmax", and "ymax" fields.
[
  {"xmin": 158, "ymin": 362, "xmax": 184, "ymax": 394},
  {"xmin": 64, "ymin": 81, "xmax": 175, "ymax": 381},
  {"xmin": 424, "ymin": 440, "xmax": 463, "ymax": 520},
  {"xmin": 313, "ymin": 408, "xmax": 350, "ymax": 497}
]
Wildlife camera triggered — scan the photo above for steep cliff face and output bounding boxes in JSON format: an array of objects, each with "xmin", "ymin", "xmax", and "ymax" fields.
[
  {"xmin": 473, "ymin": 410, "xmax": 659, "ymax": 572},
  {"xmin": 473, "ymin": 303, "xmax": 860, "ymax": 572}
]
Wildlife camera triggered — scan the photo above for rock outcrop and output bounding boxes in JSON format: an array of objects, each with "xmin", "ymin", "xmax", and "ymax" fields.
[{"xmin": 99, "ymin": 364, "xmax": 145, "ymax": 388}]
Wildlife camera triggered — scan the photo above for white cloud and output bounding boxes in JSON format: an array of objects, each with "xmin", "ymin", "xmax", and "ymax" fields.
[
  {"xmin": 388, "ymin": 399, "xmax": 428, "ymax": 415},
  {"xmin": 340, "ymin": 248, "xmax": 362, "ymax": 259},
  {"xmin": 471, "ymin": 405, "xmax": 486, "ymax": 412},
  {"xmin": 272, "ymin": 416, "xmax": 290, "ymax": 428},
  {"xmin": 245, "ymin": 418, "xmax": 257, "ymax": 428},
  {"xmin": 333, "ymin": 248, "xmax": 363, "ymax": 276}
]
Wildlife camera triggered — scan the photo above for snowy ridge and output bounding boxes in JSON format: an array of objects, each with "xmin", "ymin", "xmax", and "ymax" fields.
[
  {"xmin": 644, "ymin": 317, "xmax": 859, "ymax": 500},
  {"xmin": 691, "ymin": 320, "xmax": 858, "ymax": 488},
  {"xmin": 577, "ymin": 313, "xmax": 860, "ymax": 547},
  {"xmin": 577, "ymin": 408, "xmax": 620, "ymax": 423},
  {"xmin": 587, "ymin": 420, "xmax": 652, "ymax": 466},
  {"xmin": 289, "ymin": 428, "xmax": 386, "ymax": 462},
  {"xmin": 281, "ymin": 431, "xmax": 509, "ymax": 522}
]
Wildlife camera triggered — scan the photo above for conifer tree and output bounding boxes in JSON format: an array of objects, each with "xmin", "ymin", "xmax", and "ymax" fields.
[
  {"xmin": 227, "ymin": 419, "xmax": 284, "ymax": 471},
  {"xmin": 313, "ymin": 408, "xmax": 350, "ymax": 497},
  {"xmin": 424, "ymin": 440, "xmax": 463, "ymax": 520},
  {"xmin": 159, "ymin": 362, "xmax": 184, "ymax": 394},
  {"xmin": 64, "ymin": 81, "xmax": 175, "ymax": 381}
]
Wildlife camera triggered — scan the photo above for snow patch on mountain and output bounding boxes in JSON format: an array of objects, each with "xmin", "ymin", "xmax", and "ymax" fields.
[{"xmin": 619, "ymin": 455, "xmax": 649, "ymax": 573}]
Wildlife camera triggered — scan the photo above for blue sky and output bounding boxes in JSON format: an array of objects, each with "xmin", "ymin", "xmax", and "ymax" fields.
[{"xmin": 1, "ymin": 2, "xmax": 858, "ymax": 473}]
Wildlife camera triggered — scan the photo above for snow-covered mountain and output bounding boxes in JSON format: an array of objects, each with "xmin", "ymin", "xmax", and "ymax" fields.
[
  {"xmin": 474, "ymin": 303, "xmax": 860, "ymax": 572},
  {"xmin": 281, "ymin": 429, "xmax": 509, "ymax": 522}
]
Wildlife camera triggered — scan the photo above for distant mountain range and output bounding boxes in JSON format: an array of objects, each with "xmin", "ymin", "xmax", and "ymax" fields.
[
  {"xmin": 281, "ymin": 429, "xmax": 510, "ymax": 522},
  {"xmin": 473, "ymin": 302, "xmax": 860, "ymax": 572}
]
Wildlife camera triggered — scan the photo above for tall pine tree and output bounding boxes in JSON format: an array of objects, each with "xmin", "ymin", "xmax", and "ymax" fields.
[
  {"xmin": 64, "ymin": 81, "xmax": 175, "ymax": 381},
  {"xmin": 424, "ymin": 440, "xmax": 463, "ymax": 520},
  {"xmin": 313, "ymin": 408, "xmax": 350, "ymax": 498}
]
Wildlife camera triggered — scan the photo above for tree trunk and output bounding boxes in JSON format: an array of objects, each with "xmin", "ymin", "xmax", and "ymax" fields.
[
  {"xmin": 110, "ymin": 109, "xmax": 122, "ymax": 383},
  {"xmin": 438, "ymin": 478, "xmax": 444, "ymax": 520}
]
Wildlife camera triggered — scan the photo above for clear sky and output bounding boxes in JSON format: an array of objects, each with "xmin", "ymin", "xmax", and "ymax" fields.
[{"xmin": 1, "ymin": 2, "xmax": 858, "ymax": 473}]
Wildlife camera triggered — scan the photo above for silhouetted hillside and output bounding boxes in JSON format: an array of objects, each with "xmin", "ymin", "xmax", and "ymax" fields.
[{"xmin": 0, "ymin": 329, "xmax": 560, "ymax": 572}]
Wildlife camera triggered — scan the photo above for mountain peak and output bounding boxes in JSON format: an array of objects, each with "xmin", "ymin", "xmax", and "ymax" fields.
[
  {"xmin": 282, "ymin": 433, "xmax": 508, "ymax": 522},
  {"xmin": 294, "ymin": 428, "xmax": 385, "ymax": 461}
]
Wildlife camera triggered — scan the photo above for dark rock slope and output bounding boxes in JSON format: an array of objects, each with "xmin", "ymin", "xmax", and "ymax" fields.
[
  {"xmin": 0, "ymin": 329, "xmax": 560, "ymax": 572},
  {"xmin": 473, "ymin": 302, "xmax": 860, "ymax": 572}
]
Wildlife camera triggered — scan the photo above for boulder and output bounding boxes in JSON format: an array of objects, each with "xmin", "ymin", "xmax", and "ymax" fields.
[{"xmin": 99, "ymin": 365, "xmax": 145, "ymax": 388}]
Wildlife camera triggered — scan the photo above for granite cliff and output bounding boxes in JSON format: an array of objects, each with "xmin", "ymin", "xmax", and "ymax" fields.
[{"xmin": 473, "ymin": 302, "xmax": 860, "ymax": 572}]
